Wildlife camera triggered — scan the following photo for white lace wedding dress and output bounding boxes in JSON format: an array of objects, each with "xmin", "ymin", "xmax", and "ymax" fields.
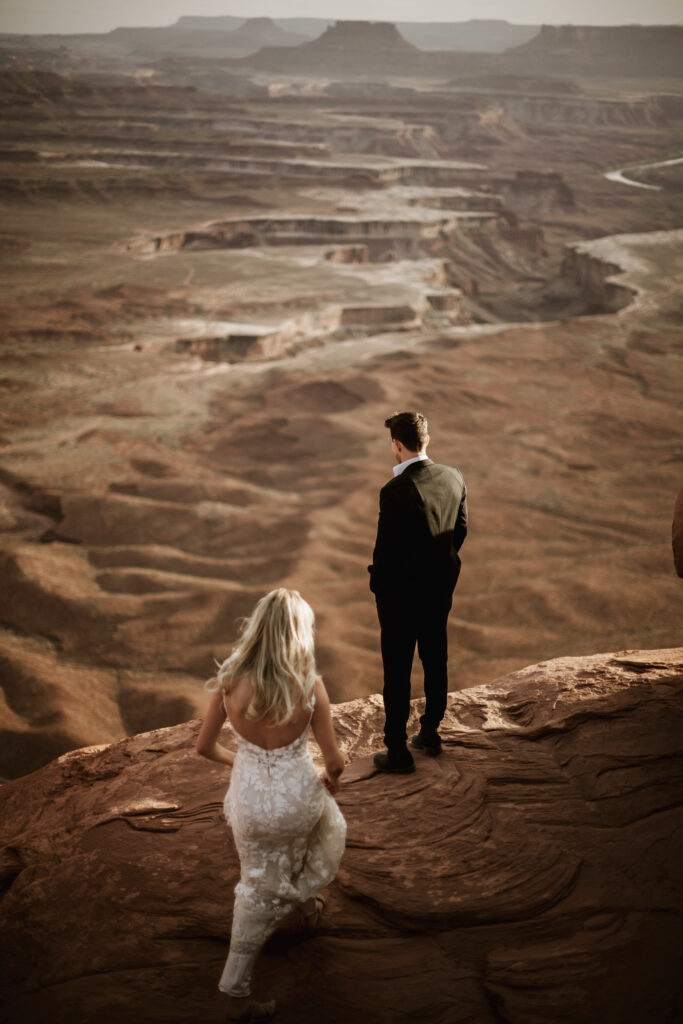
[{"xmin": 218, "ymin": 696, "xmax": 347, "ymax": 997}]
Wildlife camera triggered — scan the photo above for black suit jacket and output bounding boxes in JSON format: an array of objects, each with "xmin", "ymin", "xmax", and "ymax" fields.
[{"xmin": 369, "ymin": 458, "xmax": 468, "ymax": 601}]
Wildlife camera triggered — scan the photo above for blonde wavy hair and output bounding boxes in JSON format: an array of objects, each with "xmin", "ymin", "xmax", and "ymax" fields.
[{"xmin": 207, "ymin": 588, "xmax": 317, "ymax": 725}]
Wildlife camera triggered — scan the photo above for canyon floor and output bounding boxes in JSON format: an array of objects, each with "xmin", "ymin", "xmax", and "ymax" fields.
[{"xmin": 0, "ymin": 46, "xmax": 682, "ymax": 779}]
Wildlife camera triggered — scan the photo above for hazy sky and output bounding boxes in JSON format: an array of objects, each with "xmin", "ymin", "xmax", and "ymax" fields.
[{"xmin": 1, "ymin": 0, "xmax": 682, "ymax": 35}]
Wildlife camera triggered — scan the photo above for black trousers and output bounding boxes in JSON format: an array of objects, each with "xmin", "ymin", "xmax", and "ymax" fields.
[{"xmin": 376, "ymin": 589, "xmax": 453, "ymax": 751}]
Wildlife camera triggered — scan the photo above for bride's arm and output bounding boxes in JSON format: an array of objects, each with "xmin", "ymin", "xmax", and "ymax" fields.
[
  {"xmin": 196, "ymin": 691, "xmax": 235, "ymax": 766},
  {"xmin": 311, "ymin": 678, "xmax": 345, "ymax": 794}
]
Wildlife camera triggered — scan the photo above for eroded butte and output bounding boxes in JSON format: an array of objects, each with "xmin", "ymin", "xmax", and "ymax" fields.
[{"xmin": 0, "ymin": 20, "xmax": 682, "ymax": 779}]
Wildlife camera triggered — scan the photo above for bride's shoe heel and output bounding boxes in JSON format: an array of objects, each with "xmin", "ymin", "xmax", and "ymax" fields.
[{"xmin": 300, "ymin": 895, "xmax": 326, "ymax": 932}]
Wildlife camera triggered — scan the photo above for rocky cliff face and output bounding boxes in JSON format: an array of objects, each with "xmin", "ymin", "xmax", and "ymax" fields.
[
  {"xmin": 1, "ymin": 649, "xmax": 681, "ymax": 1024},
  {"xmin": 560, "ymin": 243, "xmax": 637, "ymax": 314}
]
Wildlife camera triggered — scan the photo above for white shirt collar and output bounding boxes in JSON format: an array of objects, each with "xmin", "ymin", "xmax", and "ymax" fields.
[{"xmin": 393, "ymin": 453, "xmax": 428, "ymax": 477}]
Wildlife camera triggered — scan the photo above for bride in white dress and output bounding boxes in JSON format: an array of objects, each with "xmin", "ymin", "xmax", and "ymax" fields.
[{"xmin": 196, "ymin": 588, "xmax": 347, "ymax": 1022}]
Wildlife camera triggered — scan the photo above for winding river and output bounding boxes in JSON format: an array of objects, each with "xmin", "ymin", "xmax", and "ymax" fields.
[{"xmin": 605, "ymin": 154, "xmax": 683, "ymax": 191}]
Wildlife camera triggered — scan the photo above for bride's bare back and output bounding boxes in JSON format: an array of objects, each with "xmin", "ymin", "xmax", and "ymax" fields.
[
  {"xmin": 199, "ymin": 673, "xmax": 344, "ymax": 791},
  {"xmin": 226, "ymin": 674, "xmax": 313, "ymax": 751}
]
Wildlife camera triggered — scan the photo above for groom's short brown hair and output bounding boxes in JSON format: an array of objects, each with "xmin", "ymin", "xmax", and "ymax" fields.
[{"xmin": 384, "ymin": 411, "xmax": 428, "ymax": 452}]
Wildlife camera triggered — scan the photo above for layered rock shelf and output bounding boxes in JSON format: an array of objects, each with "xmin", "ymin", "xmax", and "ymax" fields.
[
  {"xmin": 174, "ymin": 307, "xmax": 343, "ymax": 362},
  {"xmin": 141, "ymin": 212, "xmax": 500, "ymax": 260},
  {"xmin": 172, "ymin": 292, "xmax": 461, "ymax": 363},
  {"xmin": 1, "ymin": 649, "xmax": 681, "ymax": 1023}
]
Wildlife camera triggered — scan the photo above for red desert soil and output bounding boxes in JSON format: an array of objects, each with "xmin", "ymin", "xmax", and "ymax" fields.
[
  {"xmin": 0, "ymin": 44, "xmax": 682, "ymax": 779},
  {"xmin": 1, "ymin": 649, "xmax": 681, "ymax": 1022}
]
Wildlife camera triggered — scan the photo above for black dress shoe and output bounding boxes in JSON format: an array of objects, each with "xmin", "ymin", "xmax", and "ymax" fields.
[
  {"xmin": 373, "ymin": 750, "xmax": 416, "ymax": 774},
  {"xmin": 411, "ymin": 729, "xmax": 442, "ymax": 756}
]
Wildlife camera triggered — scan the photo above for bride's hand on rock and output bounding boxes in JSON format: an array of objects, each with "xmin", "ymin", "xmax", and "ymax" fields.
[
  {"xmin": 322, "ymin": 765, "xmax": 343, "ymax": 795},
  {"xmin": 312, "ymin": 679, "xmax": 345, "ymax": 796}
]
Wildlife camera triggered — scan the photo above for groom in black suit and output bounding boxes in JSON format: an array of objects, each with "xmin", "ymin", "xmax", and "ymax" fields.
[{"xmin": 369, "ymin": 412, "xmax": 468, "ymax": 773}]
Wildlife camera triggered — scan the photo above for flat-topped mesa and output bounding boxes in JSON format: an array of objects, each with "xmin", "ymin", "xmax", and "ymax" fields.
[
  {"xmin": 242, "ymin": 19, "xmax": 423, "ymax": 73},
  {"xmin": 509, "ymin": 24, "xmax": 683, "ymax": 74},
  {"xmin": 308, "ymin": 19, "xmax": 419, "ymax": 52},
  {"xmin": 1, "ymin": 648, "xmax": 681, "ymax": 1022},
  {"xmin": 523, "ymin": 23, "xmax": 683, "ymax": 52}
]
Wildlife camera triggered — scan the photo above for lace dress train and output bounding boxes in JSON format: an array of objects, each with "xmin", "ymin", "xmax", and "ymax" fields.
[{"xmin": 219, "ymin": 707, "xmax": 346, "ymax": 997}]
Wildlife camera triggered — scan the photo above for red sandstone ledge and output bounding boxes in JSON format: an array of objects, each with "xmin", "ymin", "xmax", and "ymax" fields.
[{"xmin": 1, "ymin": 647, "xmax": 682, "ymax": 1023}]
